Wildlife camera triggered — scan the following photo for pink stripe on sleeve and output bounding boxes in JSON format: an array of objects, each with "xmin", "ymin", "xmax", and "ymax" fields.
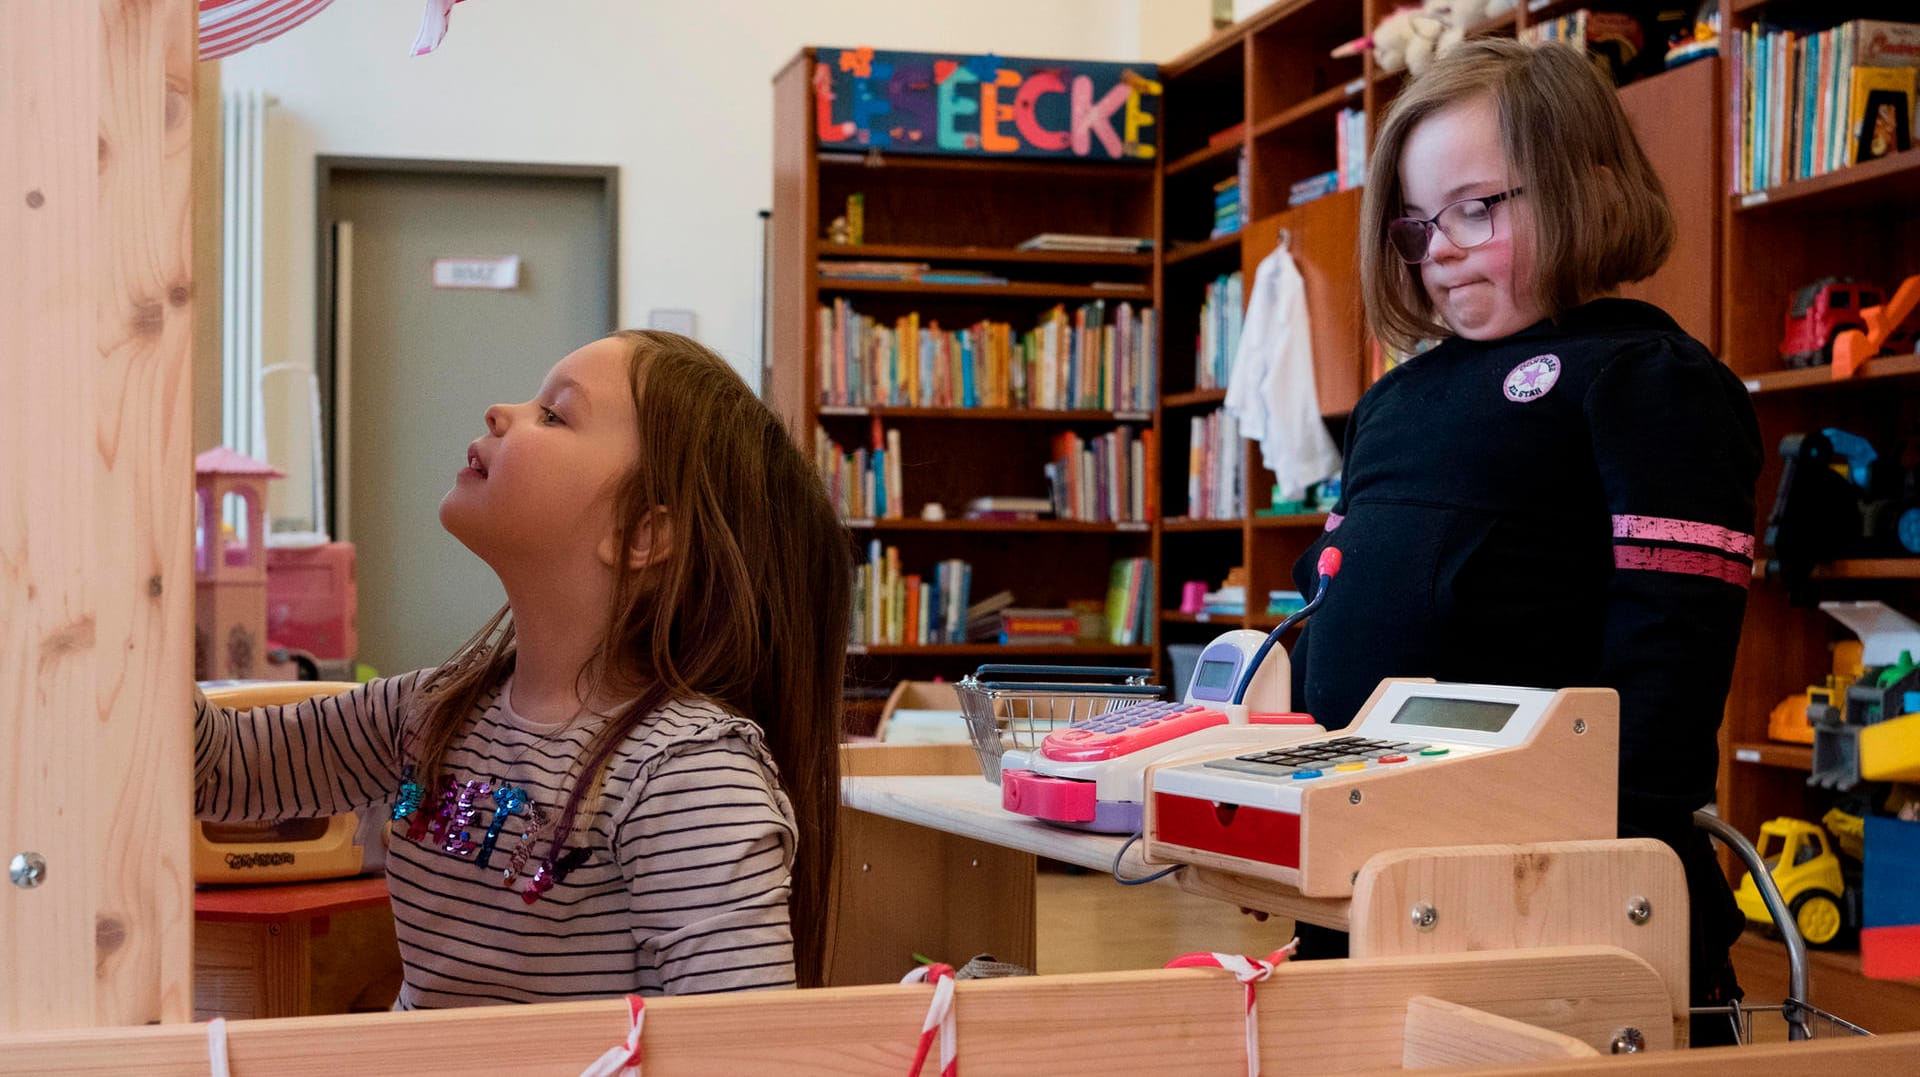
[
  {"xmin": 1612, "ymin": 514, "xmax": 1754, "ymax": 557},
  {"xmin": 1614, "ymin": 545, "xmax": 1752, "ymax": 588}
]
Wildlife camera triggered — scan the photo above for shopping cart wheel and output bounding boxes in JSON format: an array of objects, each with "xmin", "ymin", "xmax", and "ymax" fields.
[{"xmin": 1789, "ymin": 890, "xmax": 1845, "ymax": 947}]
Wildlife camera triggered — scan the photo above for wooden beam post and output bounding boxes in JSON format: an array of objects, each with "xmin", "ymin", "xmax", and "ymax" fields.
[{"xmin": 0, "ymin": 0, "xmax": 197, "ymax": 1031}]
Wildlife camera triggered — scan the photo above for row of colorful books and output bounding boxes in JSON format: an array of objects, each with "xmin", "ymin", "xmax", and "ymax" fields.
[
  {"xmin": 1730, "ymin": 18, "xmax": 1920, "ymax": 195},
  {"xmin": 847, "ymin": 553, "xmax": 1153, "ymax": 647},
  {"xmin": 1186, "ymin": 408, "xmax": 1246, "ymax": 522},
  {"xmin": 1044, "ymin": 427, "xmax": 1152, "ymax": 524},
  {"xmin": 1196, "ymin": 271, "xmax": 1245, "ymax": 391},
  {"xmin": 853, "ymin": 548, "xmax": 978, "ymax": 646},
  {"xmin": 816, "ymin": 299, "xmax": 1157, "ymax": 412},
  {"xmin": 815, "ymin": 421, "xmax": 903, "ymax": 521}
]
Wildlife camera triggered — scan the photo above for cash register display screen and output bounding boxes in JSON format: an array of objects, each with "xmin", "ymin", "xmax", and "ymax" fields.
[
  {"xmin": 1194, "ymin": 660, "xmax": 1238, "ymax": 694},
  {"xmin": 1388, "ymin": 696, "xmax": 1519, "ymax": 734}
]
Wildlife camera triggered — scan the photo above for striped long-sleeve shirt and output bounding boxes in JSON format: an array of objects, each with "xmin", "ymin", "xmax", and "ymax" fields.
[{"xmin": 193, "ymin": 672, "xmax": 798, "ymax": 1007}]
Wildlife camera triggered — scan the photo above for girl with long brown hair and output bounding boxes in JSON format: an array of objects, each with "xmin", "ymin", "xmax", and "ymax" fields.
[{"xmin": 193, "ymin": 330, "xmax": 850, "ymax": 1006}]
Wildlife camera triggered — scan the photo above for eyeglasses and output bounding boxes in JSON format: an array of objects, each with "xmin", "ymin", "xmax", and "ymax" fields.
[{"xmin": 1387, "ymin": 188, "xmax": 1524, "ymax": 264}]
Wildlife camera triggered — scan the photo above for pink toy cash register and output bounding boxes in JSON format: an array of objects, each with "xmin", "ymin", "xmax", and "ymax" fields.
[{"xmin": 996, "ymin": 550, "xmax": 1344, "ymax": 834}]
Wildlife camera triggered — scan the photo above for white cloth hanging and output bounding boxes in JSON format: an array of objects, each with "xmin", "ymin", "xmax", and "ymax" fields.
[{"xmin": 1223, "ymin": 243, "xmax": 1342, "ymax": 502}]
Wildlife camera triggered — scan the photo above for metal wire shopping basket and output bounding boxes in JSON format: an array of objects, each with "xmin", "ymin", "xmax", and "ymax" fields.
[
  {"xmin": 1691, "ymin": 811, "xmax": 1874, "ymax": 1044},
  {"xmin": 954, "ymin": 665, "xmax": 1162, "ymax": 784}
]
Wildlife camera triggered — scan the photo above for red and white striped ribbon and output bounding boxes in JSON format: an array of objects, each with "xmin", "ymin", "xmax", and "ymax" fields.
[
  {"xmin": 198, "ymin": 0, "xmax": 337, "ymax": 60},
  {"xmin": 576, "ymin": 995, "xmax": 646, "ymax": 1077},
  {"xmin": 901, "ymin": 962, "xmax": 958, "ymax": 1077},
  {"xmin": 1165, "ymin": 940, "xmax": 1298, "ymax": 1077}
]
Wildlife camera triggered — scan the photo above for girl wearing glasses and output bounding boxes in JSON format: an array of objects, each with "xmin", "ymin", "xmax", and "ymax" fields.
[{"xmin": 1285, "ymin": 37, "xmax": 1759, "ymax": 1037}]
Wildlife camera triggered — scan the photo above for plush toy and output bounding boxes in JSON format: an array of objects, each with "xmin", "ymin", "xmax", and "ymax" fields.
[{"xmin": 1333, "ymin": 0, "xmax": 1520, "ymax": 77}]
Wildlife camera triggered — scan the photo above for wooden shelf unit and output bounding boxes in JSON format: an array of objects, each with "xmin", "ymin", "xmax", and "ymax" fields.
[
  {"xmin": 772, "ymin": 49, "xmax": 1160, "ymax": 691},
  {"xmin": 1710, "ymin": 0, "xmax": 1920, "ymax": 1026},
  {"xmin": 1148, "ymin": 0, "xmax": 1717, "ymax": 649}
]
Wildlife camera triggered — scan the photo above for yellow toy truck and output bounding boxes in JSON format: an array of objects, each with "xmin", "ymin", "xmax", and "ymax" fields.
[{"xmin": 1734, "ymin": 816, "xmax": 1858, "ymax": 947}]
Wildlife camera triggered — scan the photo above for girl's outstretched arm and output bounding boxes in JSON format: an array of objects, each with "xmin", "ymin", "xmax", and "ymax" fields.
[{"xmin": 193, "ymin": 672, "xmax": 426, "ymax": 823}]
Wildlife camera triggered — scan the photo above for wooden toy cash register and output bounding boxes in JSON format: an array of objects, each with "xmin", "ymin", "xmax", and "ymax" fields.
[{"xmin": 1143, "ymin": 678, "xmax": 1618, "ymax": 897}]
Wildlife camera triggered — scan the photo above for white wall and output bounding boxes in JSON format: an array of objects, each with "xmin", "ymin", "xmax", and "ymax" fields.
[{"xmin": 222, "ymin": 0, "xmax": 1218, "ymax": 387}]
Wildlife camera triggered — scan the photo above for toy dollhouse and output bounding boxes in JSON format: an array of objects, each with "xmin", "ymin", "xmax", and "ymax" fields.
[{"xmin": 194, "ymin": 447, "xmax": 283, "ymax": 680}]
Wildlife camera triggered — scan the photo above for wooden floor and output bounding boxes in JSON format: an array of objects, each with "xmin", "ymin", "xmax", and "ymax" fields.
[{"xmin": 1033, "ymin": 862, "xmax": 1293, "ymax": 975}]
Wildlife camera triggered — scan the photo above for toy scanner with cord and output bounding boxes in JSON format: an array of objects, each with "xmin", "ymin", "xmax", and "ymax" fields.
[{"xmin": 996, "ymin": 549, "xmax": 1344, "ymax": 834}]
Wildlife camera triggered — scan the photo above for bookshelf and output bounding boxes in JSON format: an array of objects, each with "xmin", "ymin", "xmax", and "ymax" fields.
[
  {"xmin": 1145, "ymin": 0, "xmax": 1919, "ymax": 1019},
  {"xmin": 1149, "ymin": 0, "xmax": 1723, "ymax": 656},
  {"xmin": 770, "ymin": 49, "xmax": 1162, "ymax": 702},
  {"xmin": 1712, "ymin": 0, "xmax": 1920, "ymax": 1021}
]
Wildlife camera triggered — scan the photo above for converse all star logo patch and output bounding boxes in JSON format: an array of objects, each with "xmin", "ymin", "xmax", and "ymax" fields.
[{"xmin": 1503, "ymin": 354, "xmax": 1561, "ymax": 403}]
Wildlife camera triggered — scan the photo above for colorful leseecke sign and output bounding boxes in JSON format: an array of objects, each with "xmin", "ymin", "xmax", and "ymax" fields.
[{"xmin": 814, "ymin": 47, "xmax": 1162, "ymax": 161}]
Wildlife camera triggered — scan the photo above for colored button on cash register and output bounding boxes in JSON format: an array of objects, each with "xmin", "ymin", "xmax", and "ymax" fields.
[
  {"xmin": 1292, "ymin": 769, "xmax": 1323, "ymax": 780},
  {"xmin": 1040, "ymin": 702, "xmax": 1231, "ymax": 763},
  {"xmin": 1334, "ymin": 762, "xmax": 1366, "ymax": 772}
]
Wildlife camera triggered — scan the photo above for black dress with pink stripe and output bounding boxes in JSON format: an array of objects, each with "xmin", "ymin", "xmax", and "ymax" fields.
[{"xmin": 1288, "ymin": 298, "xmax": 1760, "ymax": 1017}]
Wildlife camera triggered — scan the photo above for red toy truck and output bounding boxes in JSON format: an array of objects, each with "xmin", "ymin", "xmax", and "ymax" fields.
[
  {"xmin": 1781, "ymin": 278, "xmax": 1882, "ymax": 368},
  {"xmin": 1783, "ymin": 276, "xmax": 1920, "ymax": 371}
]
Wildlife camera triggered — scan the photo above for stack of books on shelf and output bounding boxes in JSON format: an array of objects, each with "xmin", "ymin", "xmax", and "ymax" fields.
[
  {"xmin": 1336, "ymin": 107, "xmax": 1368, "ymax": 191},
  {"xmin": 1197, "ymin": 581, "xmax": 1248, "ymax": 617},
  {"xmin": 1289, "ymin": 170, "xmax": 1340, "ymax": 207},
  {"xmin": 997, "ymin": 606, "xmax": 1081, "ymax": 646},
  {"xmin": 1044, "ymin": 427, "xmax": 1150, "ymax": 524},
  {"xmin": 920, "ymin": 268, "xmax": 1009, "ymax": 286},
  {"xmin": 1106, "ymin": 557, "xmax": 1154, "ymax": 645},
  {"xmin": 1196, "ymin": 271, "xmax": 1245, "ymax": 390},
  {"xmin": 818, "ymin": 262, "xmax": 1010, "ymax": 286},
  {"xmin": 1016, "ymin": 233, "xmax": 1153, "ymax": 253},
  {"xmin": 852, "ymin": 546, "xmax": 978, "ymax": 646},
  {"xmin": 1186, "ymin": 408, "xmax": 1245, "ymax": 521},
  {"xmin": 1197, "ymin": 586, "xmax": 1304, "ymax": 618},
  {"xmin": 816, "ymin": 299, "xmax": 1156, "ymax": 411},
  {"xmin": 1211, "ymin": 173, "xmax": 1245, "ymax": 238},
  {"xmin": 966, "ymin": 590, "xmax": 1017, "ymax": 640},
  {"xmin": 1266, "ymin": 590, "xmax": 1306, "ymax": 617},
  {"xmin": 1730, "ymin": 18, "xmax": 1920, "ymax": 194},
  {"xmin": 818, "ymin": 260, "xmax": 923, "ymax": 282},
  {"xmin": 815, "ymin": 422, "xmax": 903, "ymax": 521},
  {"xmin": 963, "ymin": 495, "xmax": 1053, "ymax": 522}
]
